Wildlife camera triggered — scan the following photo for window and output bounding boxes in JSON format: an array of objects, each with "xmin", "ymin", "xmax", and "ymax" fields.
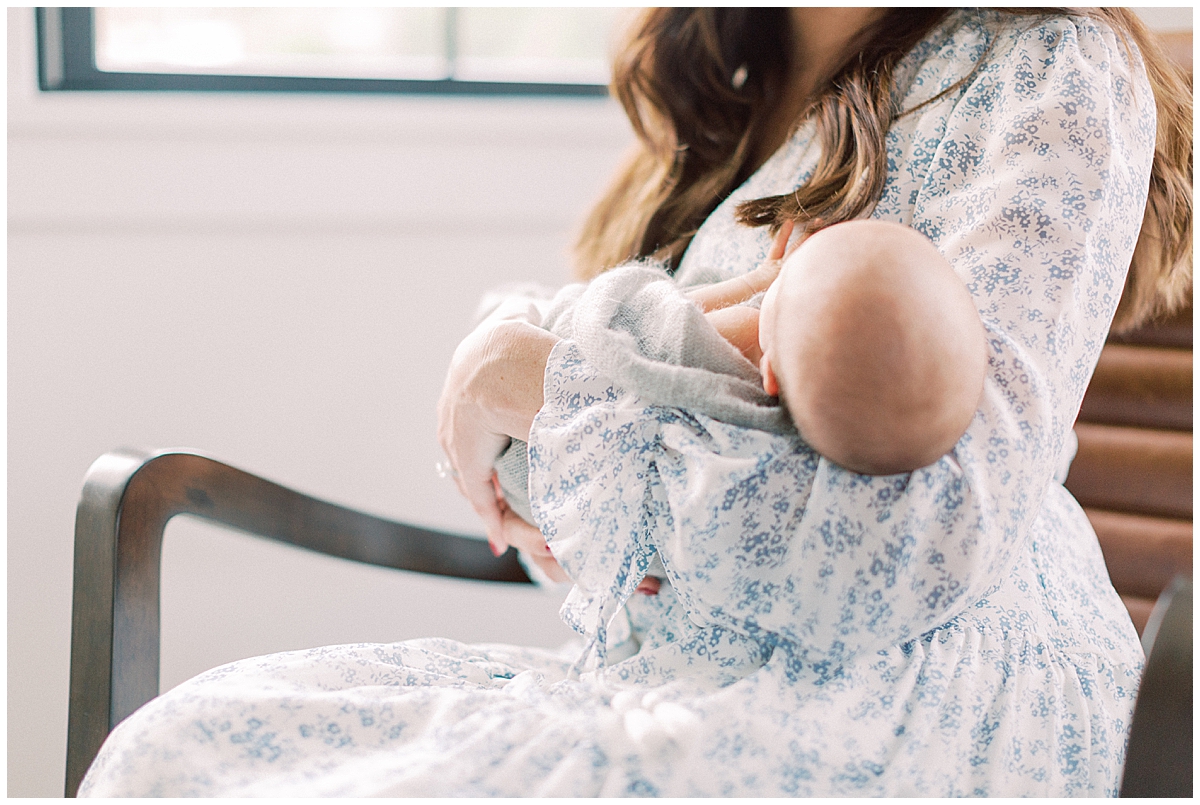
[{"xmin": 36, "ymin": 7, "xmax": 624, "ymax": 96}]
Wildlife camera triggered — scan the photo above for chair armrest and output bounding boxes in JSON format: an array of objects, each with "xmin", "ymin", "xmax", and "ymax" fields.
[{"xmin": 66, "ymin": 447, "xmax": 530, "ymax": 796}]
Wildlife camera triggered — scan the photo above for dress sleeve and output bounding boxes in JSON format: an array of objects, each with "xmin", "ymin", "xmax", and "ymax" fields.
[{"xmin": 527, "ymin": 15, "xmax": 1156, "ymax": 669}]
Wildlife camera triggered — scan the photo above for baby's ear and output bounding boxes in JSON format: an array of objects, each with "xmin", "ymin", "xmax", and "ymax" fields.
[{"xmin": 761, "ymin": 354, "xmax": 779, "ymax": 397}]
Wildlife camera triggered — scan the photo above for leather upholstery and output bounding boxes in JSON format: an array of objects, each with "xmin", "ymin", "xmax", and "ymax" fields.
[{"xmin": 1067, "ymin": 306, "xmax": 1193, "ymax": 634}]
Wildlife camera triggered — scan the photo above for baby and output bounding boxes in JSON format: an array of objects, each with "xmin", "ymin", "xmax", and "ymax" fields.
[
  {"xmin": 695, "ymin": 218, "xmax": 987, "ymax": 475},
  {"xmin": 490, "ymin": 218, "xmax": 987, "ymax": 584}
]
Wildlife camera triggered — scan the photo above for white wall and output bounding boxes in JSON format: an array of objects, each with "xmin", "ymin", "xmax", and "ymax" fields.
[
  {"xmin": 8, "ymin": 7, "xmax": 1188, "ymax": 797},
  {"xmin": 1136, "ymin": 6, "xmax": 1192, "ymax": 30},
  {"xmin": 7, "ymin": 6, "xmax": 632, "ymax": 796}
]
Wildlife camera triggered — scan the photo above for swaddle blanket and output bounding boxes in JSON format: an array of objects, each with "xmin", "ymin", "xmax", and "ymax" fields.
[{"xmin": 494, "ymin": 262, "xmax": 795, "ymax": 524}]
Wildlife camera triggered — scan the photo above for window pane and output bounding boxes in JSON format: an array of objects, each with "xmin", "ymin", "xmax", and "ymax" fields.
[
  {"xmin": 92, "ymin": 7, "xmax": 631, "ymax": 85},
  {"xmin": 455, "ymin": 8, "xmax": 626, "ymax": 84},
  {"xmin": 95, "ymin": 8, "xmax": 450, "ymax": 79}
]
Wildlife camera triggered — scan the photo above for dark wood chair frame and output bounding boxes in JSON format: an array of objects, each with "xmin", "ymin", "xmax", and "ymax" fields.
[{"xmin": 1119, "ymin": 576, "xmax": 1193, "ymax": 798}]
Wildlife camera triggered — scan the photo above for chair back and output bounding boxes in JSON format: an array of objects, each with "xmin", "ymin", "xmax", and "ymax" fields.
[{"xmin": 1066, "ymin": 306, "xmax": 1193, "ymax": 634}]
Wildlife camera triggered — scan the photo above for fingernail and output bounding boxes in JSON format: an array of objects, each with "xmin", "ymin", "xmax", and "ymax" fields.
[{"xmin": 488, "ymin": 539, "xmax": 505, "ymax": 557}]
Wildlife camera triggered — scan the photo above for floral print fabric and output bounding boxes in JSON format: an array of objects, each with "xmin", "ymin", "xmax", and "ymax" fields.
[{"xmin": 81, "ymin": 11, "xmax": 1153, "ymax": 796}]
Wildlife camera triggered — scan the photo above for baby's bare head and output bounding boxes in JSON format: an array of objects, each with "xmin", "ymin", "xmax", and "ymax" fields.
[{"xmin": 759, "ymin": 220, "xmax": 987, "ymax": 474}]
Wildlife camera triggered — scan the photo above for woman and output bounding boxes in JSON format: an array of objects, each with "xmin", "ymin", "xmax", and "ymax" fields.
[{"xmin": 82, "ymin": 8, "xmax": 1190, "ymax": 796}]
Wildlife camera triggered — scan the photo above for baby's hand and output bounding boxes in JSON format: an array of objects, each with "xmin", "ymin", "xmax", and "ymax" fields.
[
  {"xmin": 757, "ymin": 218, "xmax": 798, "ymax": 279},
  {"xmin": 687, "ymin": 220, "xmax": 799, "ymax": 313},
  {"xmin": 769, "ymin": 219, "xmax": 794, "ymax": 259},
  {"xmin": 738, "ymin": 219, "xmax": 798, "ymax": 297}
]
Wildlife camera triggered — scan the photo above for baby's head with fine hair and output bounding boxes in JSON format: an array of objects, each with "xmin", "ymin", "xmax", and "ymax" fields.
[{"xmin": 758, "ymin": 219, "xmax": 987, "ymax": 475}]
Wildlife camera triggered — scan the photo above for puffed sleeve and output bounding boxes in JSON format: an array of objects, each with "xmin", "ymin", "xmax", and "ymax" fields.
[{"xmin": 527, "ymin": 15, "xmax": 1156, "ymax": 671}]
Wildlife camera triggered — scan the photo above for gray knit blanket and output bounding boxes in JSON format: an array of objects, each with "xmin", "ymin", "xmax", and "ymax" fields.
[{"xmin": 487, "ymin": 262, "xmax": 795, "ymax": 525}]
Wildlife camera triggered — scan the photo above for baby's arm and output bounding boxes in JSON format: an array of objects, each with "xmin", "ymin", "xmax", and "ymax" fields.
[
  {"xmin": 689, "ymin": 273, "xmax": 772, "ymax": 314},
  {"xmin": 687, "ymin": 220, "xmax": 794, "ymax": 313},
  {"xmin": 705, "ymin": 305, "xmax": 763, "ymax": 365},
  {"xmin": 689, "ymin": 220, "xmax": 793, "ymax": 364}
]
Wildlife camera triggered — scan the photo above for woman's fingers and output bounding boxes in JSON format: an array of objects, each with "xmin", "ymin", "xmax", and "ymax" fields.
[
  {"xmin": 453, "ymin": 460, "xmax": 501, "ymax": 547},
  {"xmin": 528, "ymin": 552, "xmax": 569, "ymax": 583},
  {"xmin": 500, "ymin": 509, "xmax": 552, "ymax": 556},
  {"xmin": 437, "ymin": 417, "xmax": 506, "ymax": 548},
  {"xmin": 436, "ymin": 321, "xmax": 517, "ymax": 547},
  {"xmin": 499, "ymin": 509, "xmax": 568, "ymax": 582},
  {"xmin": 437, "ymin": 395, "xmax": 509, "ymax": 544},
  {"xmin": 436, "ymin": 317, "xmax": 558, "ymax": 548},
  {"xmin": 486, "ymin": 476, "xmax": 514, "ymax": 554}
]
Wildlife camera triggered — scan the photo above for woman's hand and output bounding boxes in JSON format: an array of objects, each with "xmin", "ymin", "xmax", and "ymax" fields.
[
  {"xmin": 437, "ymin": 318, "xmax": 559, "ymax": 551},
  {"xmin": 494, "ymin": 480, "xmax": 661, "ymax": 591}
]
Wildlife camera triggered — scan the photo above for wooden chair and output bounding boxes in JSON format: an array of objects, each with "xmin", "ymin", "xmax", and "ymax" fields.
[
  {"xmin": 1064, "ymin": 305, "xmax": 1194, "ymax": 799},
  {"xmin": 1119, "ymin": 575, "xmax": 1193, "ymax": 797}
]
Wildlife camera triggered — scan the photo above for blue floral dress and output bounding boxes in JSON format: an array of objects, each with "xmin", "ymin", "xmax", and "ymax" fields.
[{"xmin": 80, "ymin": 11, "xmax": 1154, "ymax": 797}]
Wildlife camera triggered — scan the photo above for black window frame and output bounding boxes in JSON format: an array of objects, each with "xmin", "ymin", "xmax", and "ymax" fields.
[{"xmin": 35, "ymin": 7, "xmax": 610, "ymax": 97}]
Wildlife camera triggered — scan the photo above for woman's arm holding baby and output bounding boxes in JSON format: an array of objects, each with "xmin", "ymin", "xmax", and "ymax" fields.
[{"xmin": 527, "ymin": 16, "xmax": 1156, "ymax": 664}]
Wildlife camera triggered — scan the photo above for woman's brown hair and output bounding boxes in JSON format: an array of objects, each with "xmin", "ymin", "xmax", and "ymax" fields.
[{"xmin": 575, "ymin": 9, "xmax": 1191, "ymax": 332}]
